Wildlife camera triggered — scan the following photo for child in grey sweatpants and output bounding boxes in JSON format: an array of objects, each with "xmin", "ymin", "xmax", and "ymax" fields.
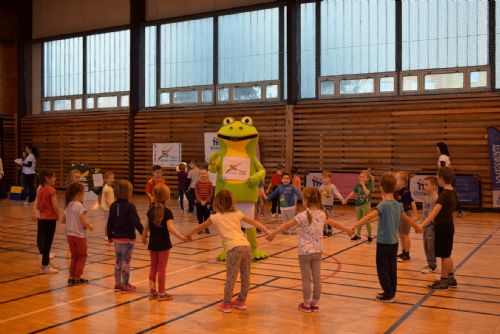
[{"xmin": 421, "ymin": 176, "xmax": 438, "ymax": 273}]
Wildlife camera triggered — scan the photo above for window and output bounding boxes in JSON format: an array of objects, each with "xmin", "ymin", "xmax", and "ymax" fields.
[
  {"xmin": 145, "ymin": 26, "xmax": 157, "ymax": 107},
  {"xmin": 402, "ymin": 0, "xmax": 488, "ymax": 71},
  {"xmin": 43, "ymin": 37, "xmax": 83, "ymax": 97},
  {"xmin": 301, "ymin": 2, "xmax": 316, "ymax": 98},
  {"xmin": 496, "ymin": 3, "xmax": 500, "ymax": 88},
  {"xmin": 218, "ymin": 8, "xmax": 279, "ymax": 84},
  {"xmin": 321, "ymin": 0, "xmax": 395, "ymax": 76}
]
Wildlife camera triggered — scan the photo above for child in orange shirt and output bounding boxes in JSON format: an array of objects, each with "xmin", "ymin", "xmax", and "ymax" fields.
[{"xmin": 145, "ymin": 165, "xmax": 165, "ymax": 205}]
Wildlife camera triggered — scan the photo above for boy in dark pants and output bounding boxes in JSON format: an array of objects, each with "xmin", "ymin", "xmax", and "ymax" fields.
[
  {"xmin": 351, "ymin": 173, "xmax": 420, "ymax": 302},
  {"xmin": 419, "ymin": 167, "xmax": 458, "ymax": 290}
]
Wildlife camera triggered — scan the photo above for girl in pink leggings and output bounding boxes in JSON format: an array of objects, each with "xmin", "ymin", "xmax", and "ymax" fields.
[{"xmin": 142, "ymin": 184, "xmax": 189, "ymax": 301}]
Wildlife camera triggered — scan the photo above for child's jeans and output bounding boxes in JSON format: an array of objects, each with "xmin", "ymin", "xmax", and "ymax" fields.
[
  {"xmin": 68, "ymin": 235, "xmax": 88, "ymax": 279},
  {"xmin": 114, "ymin": 240, "xmax": 135, "ymax": 285},
  {"xmin": 423, "ymin": 225, "xmax": 436, "ymax": 268},
  {"xmin": 149, "ymin": 249, "xmax": 170, "ymax": 293},
  {"xmin": 299, "ymin": 253, "xmax": 322, "ymax": 304}
]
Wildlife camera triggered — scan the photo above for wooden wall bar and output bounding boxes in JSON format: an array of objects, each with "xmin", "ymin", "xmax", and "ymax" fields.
[
  {"xmin": 19, "ymin": 93, "xmax": 500, "ymax": 207},
  {"xmin": 2, "ymin": 115, "xmax": 17, "ymax": 188},
  {"xmin": 22, "ymin": 111, "xmax": 129, "ymax": 188}
]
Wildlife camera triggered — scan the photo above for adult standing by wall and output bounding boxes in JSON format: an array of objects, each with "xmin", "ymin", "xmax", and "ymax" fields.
[
  {"xmin": 436, "ymin": 142, "xmax": 465, "ymax": 217},
  {"xmin": 16, "ymin": 144, "xmax": 38, "ymax": 204}
]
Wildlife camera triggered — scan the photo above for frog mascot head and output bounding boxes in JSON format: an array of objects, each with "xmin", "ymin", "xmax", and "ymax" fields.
[{"xmin": 209, "ymin": 116, "xmax": 267, "ymax": 260}]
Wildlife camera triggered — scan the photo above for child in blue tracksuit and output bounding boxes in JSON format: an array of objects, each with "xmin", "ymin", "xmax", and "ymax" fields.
[{"xmin": 266, "ymin": 173, "xmax": 302, "ymax": 234}]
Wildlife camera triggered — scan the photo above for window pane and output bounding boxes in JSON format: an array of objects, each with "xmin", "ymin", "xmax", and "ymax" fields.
[
  {"xmin": 120, "ymin": 95, "xmax": 129, "ymax": 107},
  {"xmin": 321, "ymin": 0, "xmax": 395, "ymax": 76},
  {"xmin": 497, "ymin": 3, "xmax": 500, "ymax": 88},
  {"xmin": 86, "ymin": 97, "xmax": 95, "ymax": 109},
  {"xmin": 97, "ymin": 96, "xmax": 118, "ymax": 108},
  {"xmin": 202, "ymin": 89, "xmax": 213, "ymax": 103},
  {"xmin": 424, "ymin": 73, "xmax": 463, "ymax": 90},
  {"xmin": 340, "ymin": 78, "xmax": 374, "ymax": 94},
  {"xmin": 173, "ymin": 91, "xmax": 198, "ymax": 104},
  {"xmin": 219, "ymin": 8, "xmax": 279, "ymax": 83},
  {"xmin": 266, "ymin": 84, "xmax": 279, "ymax": 99},
  {"xmin": 74, "ymin": 98, "xmax": 82, "ymax": 109},
  {"xmin": 301, "ymin": 2, "xmax": 316, "ymax": 98},
  {"xmin": 159, "ymin": 92, "xmax": 170, "ymax": 105},
  {"xmin": 470, "ymin": 71, "xmax": 487, "ymax": 88},
  {"xmin": 320, "ymin": 81, "xmax": 335, "ymax": 95},
  {"xmin": 402, "ymin": 75, "xmax": 418, "ymax": 91},
  {"xmin": 53, "ymin": 99, "xmax": 72, "ymax": 111},
  {"xmin": 43, "ymin": 37, "xmax": 83, "ymax": 97},
  {"xmin": 43, "ymin": 101, "xmax": 51, "ymax": 112},
  {"xmin": 145, "ymin": 26, "xmax": 157, "ymax": 107},
  {"xmin": 234, "ymin": 86, "xmax": 262, "ymax": 101},
  {"xmin": 218, "ymin": 88, "xmax": 229, "ymax": 102},
  {"xmin": 380, "ymin": 77, "xmax": 394, "ymax": 92},
  {"xmin": 402, "ymin": 0, "xmax": 488, "ymax": 70},
  {"xmin": 160, "ymin": 18, "xmax": 213, "ymax": 88},
  {"xmin": 87, "ymin": 30, "xmax": 130, "ymax": 94}
]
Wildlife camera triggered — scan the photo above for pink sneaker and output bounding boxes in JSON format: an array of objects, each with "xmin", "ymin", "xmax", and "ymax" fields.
[
  {"xmin": 310, "ymin": 304, "xmax": 319, "ymax": 312},
  {"xmin": 114, "ymin": 284, "xmax": 123, "ymax": 292},
  {"xmin": 230, "ymin": 299, "xmax": 247, "ymax": 310},
  {"xmin": 121, "ymin": 284, "xmax": 136, "ymax": 294},
  {"xmin": 216, "ymin": 303, "xmax": 232, "ymax": 313},
  {"xmin": 298, "ymin": 302, "xmax": 312, "ymax": 313}
]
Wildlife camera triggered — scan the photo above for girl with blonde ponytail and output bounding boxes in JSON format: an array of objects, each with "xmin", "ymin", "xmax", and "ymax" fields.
[
  {"xmin": 266, "ymin": 187, "xmax": 353, "ymax": 313},
  {"xmin": 141, "ymin": 184, "xmax": 189, "ymax": 301}
]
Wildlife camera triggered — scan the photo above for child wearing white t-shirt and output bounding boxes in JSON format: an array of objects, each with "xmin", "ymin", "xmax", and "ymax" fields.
[{"xmin": 63, "ymin": 183, "xmax": 93, "ymax": 285}]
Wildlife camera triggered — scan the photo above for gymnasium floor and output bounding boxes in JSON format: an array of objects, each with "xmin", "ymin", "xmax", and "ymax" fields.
[{"xmin": 0, "ymin": 195, "xmax": 499, "ymax": 334}]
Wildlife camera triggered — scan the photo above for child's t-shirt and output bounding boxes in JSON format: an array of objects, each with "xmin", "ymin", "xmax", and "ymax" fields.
[
  {"xmin": 423, "ymin": 193, "xmax": 438, "ymax": 222},
  {"xmin": 101, "ymin": 184, "xmax": 114, "ymax": 211},
  {"xmin": 435, "ymin": 189, "xmax": 458, "ymax": 224},
  {"xmin": 319, "ymin": 183, "xmax": 343, "ymax": 207},
  {"xmin": 394, "ymin": 187, "xmax": 414, "ymax": 212},
  {"xmin": 210, "ymin": 211, "xmax": 250, "ymax": 251},
  {"xmin": 268, "ymin": 184, "xmax": 302, "ymax": 208},
  {"xmin": 37, "ymin": 186, "xmax": 57, "ymax": 219},
  {"xmin": 145, "ymin": 178, "xmax": 165, "ymax": 202},
  {"xmin": 376, "ymin": 200, "xmax": 403, "ymax": 244},
  {"xmin": 295, "ymin": 209, "xmax": 325, "ymax": 255},
  {"xmin": 353, "ymin": 182, "xmax": 373, "ymax": 206},
  {"xmin": 147, "ymin": 206, "xmax": 173, "ymax": 251},
  {"xmin": 65, "ymin": 201, "xmax": 87, "ymax": 238},
  {"xmin": 270, "ymin": 173, "xmax": 282, "ymax": 186}
]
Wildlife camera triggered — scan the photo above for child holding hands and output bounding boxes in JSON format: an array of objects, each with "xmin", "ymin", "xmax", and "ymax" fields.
[
  {"xmin": 351, "ymin": 173, "xmax": 420, "ymax": 302},
  {"xmin": 142, "ymin": 184, "xmax": 189, "ymax": 301},
  {"xmin": 267, "ymin": 187, "xmax": 352, "ymax": 312},
  {"xmin": 186, "ymin": 189, "xmax": 269, "ymax": 313}
]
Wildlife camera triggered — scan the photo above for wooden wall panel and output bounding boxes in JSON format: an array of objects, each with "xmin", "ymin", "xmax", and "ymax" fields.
[
  {"xmin": 294, "ymin": 94, "xmax": 500, "ymax": 207},
  {"xmin": 22, "ymin": 111, "xmax": 129, "ymax": 188},
  {"xmin": 1, "ymin": 115, "xmax": 17, "ymax": 188},
  {"xmin": 134, "ymin": 105, "xmax": 287, "ymax": 193},
  {"xmin": 0, "ymin": 43, "xmax": 17, "ymax": 116}
]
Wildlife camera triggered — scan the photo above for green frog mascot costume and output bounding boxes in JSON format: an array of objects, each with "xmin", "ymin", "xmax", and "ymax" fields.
[{"xmin": 209, "ymin": 116, "xmax": 267, "ymax": 261}]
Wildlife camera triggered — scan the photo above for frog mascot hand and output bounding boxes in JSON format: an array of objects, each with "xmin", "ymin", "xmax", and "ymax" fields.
[{"xmin": 209, "ymin": 116, "xmax": 267, "ymax": 261}]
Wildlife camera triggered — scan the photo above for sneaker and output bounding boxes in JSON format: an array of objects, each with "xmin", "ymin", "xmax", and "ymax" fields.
[
  {"xmin": 217, "ymin": 303, "xmax": 232, "ymax": 313},
  {"xmin": 149, "ymin": 291, "xmax": 158, "ymax": 300},
  {"xmin": 271, "ymin": 213, "xmax": 276, "ymax": 218},
  {"xmin": 40, "ymin": 265, "xmax": 58, "ymax": 274},
  {"xmin": 157, "ymin": 293, "xmax": 173, "ymax": 301},
  {"xmin": 367, "ymin": 237, "xmax": 373, "ymax": 243},
  {"xmin": 427, "ymin": 279, "xmax": 449, "ymax": 290},
  {"xmin": 374, "ymin": 293, "xmax": 395, "ymax": 302},
  {"xmin": 397, "ymin": 254, "xmax": 410, "ymax": 262},
  {"xmin": 68, "ymin": 278, "xmax": 78, "ymax": 286},
  {"xmin": 351, "ymin": 235, "xmax": 361, "ymax": 241},
  {"xmin": 421, "ymin": 265, "xmax": 437, "ymax": 274},
  {"xmin": 326, "ymin": 231, "xmax": 332, "ymax": 237},
  {"xmin": 298, "ymin": 302, "xmax": 312, "ymax": 313},
  {"xmin": 310, "ymin": 304, "xmax": 319, "ymax": 312},
  {"xmin": 104, "ymin": 236, "xmax": 109, "ymax": 241},
  {"xmin": 230, "ymin": 299, "xmax": 247, "ymax": 310},
  {"xmin": 457, "ymin": 210, "xmax": 466, "ymax": 218},
  {"xmin": 121, "ymin": 284, "xmax": 136, "ymax": 293},
  {"xmin": 204, "ymin": 229, "xmax": 210, "ymax": 234},
  {"xmin": 114, "ymin": 284, "xmax": 123, "ymax": 292},
  {"xmin": 397, "ymin": 252, "xmax": 404, "ymax": 258},
  {"xmin": 323, "ymin": 230, "xmax": 328, "ymax": 238},
  {"xmin": 78, "ymin": 278, "xmax": 89, "ymax": 284},
  {"xmin": 447, "ymin": 276, "xmax": 458, "ymax": 288}
]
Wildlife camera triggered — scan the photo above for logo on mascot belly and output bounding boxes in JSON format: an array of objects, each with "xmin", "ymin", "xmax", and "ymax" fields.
[{"xmin": 222, "ymin": 156, "xmax": 250, "ymax": 182}]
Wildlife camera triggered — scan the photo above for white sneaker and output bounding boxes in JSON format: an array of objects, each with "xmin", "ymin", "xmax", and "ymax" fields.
[
  {"xmin": 421, "ymin": 265, "xmax": 437, "ymax": 274},
  {"xmin": 271, "ymin": 214, "xmax": 276, "ymax": 218},
  {"xmin": 38, "ymin": 252, "xmax": 56, "ymax": 259},
  {"xmin": 40, "ymin": 265, "xmax": 59, "ymax": 274},
  {"xmin": 104, "ymin": 236, "xmax": 109, "ymax": 241}
]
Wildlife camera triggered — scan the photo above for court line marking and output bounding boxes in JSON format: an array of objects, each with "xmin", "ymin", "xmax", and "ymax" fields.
[{"xmin": 384, "ymin": 227, "xmax": 499, "ymax": 333}]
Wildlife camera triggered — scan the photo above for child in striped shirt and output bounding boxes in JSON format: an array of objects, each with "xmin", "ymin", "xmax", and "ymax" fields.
[{"xmin": 195, "ymin": 168, "xmax": 213, "ymax": 234}]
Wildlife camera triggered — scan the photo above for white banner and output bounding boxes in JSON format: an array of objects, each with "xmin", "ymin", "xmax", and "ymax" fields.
[
  {"xmin": 409, "ymin": 174, "xmax": 433, "ymax": 203},
  {"xmin": 153, "ymin": 143, "xmax": 182, "ymax": 168},
  {"xmin": 204, "ymin": 132, "xmax": 219, "ymax": 163}
]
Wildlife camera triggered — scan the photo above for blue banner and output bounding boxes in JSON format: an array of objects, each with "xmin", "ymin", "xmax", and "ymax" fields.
[{"xmin": 487, "ymin": 127, "xmax": 500, "ymax": 207}]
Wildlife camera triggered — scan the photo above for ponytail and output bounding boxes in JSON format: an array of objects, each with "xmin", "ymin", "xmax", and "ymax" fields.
[{"xmin": 153, "ymin": 202, "xmax": 165, "ymax": 227}]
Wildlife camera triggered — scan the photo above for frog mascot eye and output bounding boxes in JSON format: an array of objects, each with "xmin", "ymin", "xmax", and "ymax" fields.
[
  {"xmin": 240, "ymin": 116, "xmax": 253, "ymax": 126},
  {"xmin": 222, "ymin": 117, "xmax": 235, "ymax": 125}
]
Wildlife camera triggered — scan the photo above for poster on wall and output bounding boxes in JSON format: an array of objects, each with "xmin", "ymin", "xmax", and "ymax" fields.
[
  {"xmin": 153, "ymin": 143, "xmax": 182, "ymax": 168},
  {"xmin": 410, "ymin": 174, "xmax": 481, "ymax": 206},
  {"xmin": 305, "ymin": 172, "xmax": 359, "ymax": 198},
  {"xmin": 487, "ymin": 127, "xmax": 500, "ymax": 207},
  {"xmin": 204, "ymin": 132, "xmax": 219, "ymax": 163}
]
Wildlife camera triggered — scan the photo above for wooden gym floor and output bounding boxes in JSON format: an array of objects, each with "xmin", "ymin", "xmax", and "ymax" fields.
[{"xmin": 0, "ymin": 194, "xmax": 499, "ymax": 334}]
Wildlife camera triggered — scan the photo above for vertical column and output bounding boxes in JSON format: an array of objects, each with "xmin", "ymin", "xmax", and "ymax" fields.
[
  {"xmin": 129, "ymin": 0, "xmax": 146, "ymax": 184},
  {"xmin": 286, "ymin": 0, "xmax": 300, "ymax": 104},
  {"xmin": 489, "ymin": 0, "xmax": 496, "ymax": 90},
  {"xmin": 395, "ymin": 0, "xmax": 402, "ymax": 94}
]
